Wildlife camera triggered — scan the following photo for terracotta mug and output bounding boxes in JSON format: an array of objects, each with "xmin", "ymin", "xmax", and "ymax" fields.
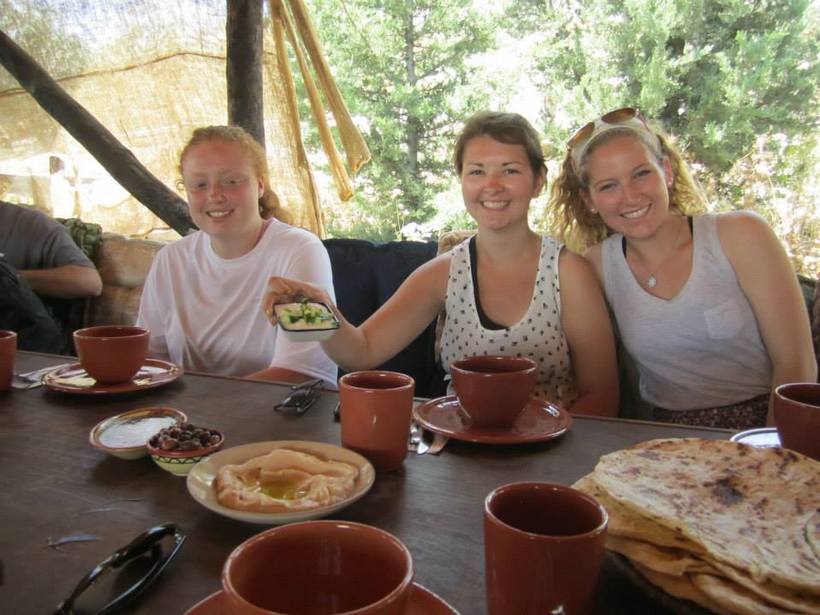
[
  {"xmin": 0, "ymin": 330, "xmax": 17, "ymax": 392},
  {"xmin": 73, "ymin": 325, "xmax": 150, "ymax": 384},
  {"xmin": 451, "ymin": 355, "xmax": 537, "ymax": 428},
  {"xmin": 222, "ymin": 520, "xmax": 414, "ymax": 615},
  {"xmin": 773, "ymin": 382, "xmax": 820, "ymax": 461},
  {"xmin": 484, "ymin": 482, "xmax": 608, "ymax": 615},
  {"xmin": 339, "ymin": 371, "xmax": 415, "ymax": 472}
]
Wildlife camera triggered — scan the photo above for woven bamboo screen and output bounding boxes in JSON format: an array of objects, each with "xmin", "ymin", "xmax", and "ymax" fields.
[{"xmin": 0, "ymin": 0, "xmax": 369, "ymax": 238}]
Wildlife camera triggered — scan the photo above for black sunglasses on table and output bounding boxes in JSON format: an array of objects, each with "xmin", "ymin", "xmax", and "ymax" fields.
[{"xmin": 54, "ymin": 523, "xmax": 185, "ymax": 615}]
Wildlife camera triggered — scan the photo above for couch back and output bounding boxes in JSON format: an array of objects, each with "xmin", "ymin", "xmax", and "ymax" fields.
[{"xmin": 323, "ymin": 238, "xmax": 445, "ymax": 398}]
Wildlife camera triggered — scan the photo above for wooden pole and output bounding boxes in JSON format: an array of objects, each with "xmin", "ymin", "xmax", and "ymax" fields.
[
  {"xmin": 0, "ymin": 29, "xmax": 195, "ymax": 236},
  {"xmin": 226, "ymin": 0, "xmax": 266, "ymax": 147}
]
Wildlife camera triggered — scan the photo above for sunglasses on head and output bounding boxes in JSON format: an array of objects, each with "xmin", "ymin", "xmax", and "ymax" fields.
[{"xmin": 567, "ymin": 107, "xmax": 648, "ymax": 150}]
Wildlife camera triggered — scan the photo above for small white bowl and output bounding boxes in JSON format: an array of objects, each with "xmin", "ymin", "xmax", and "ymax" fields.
[
  {"xmin": 275, "ymin": 301, "xmax": 340, "ymax": 342},
  {"xmin": 147, "ymin": 429, "xmax": 224, "ymax": 476},
  {"xmin": 90, "ymin": 407, "xmax": 187, "ymax": 460}
]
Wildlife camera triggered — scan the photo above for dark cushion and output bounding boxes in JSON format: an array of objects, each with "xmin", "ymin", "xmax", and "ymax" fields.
[
  {"xmin": 0, "ymin": 256, "xmax": 63, "ymax": 353},
  {"xmin": 323, "ymin": 238, "xmax": 445, "ymax": 398}
]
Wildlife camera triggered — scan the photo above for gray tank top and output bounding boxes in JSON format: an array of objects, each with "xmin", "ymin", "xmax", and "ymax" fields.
[{"xmin": 602, "ymin": 214, "xmax": 771, "ymax": 410}]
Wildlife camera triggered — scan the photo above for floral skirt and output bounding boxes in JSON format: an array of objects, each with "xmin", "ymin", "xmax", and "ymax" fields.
[{"xmin": 651, "ymin": 394, "xmax": 769, "ymax": 431}]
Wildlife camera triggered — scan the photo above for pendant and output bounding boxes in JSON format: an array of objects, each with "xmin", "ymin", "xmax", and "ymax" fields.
[{"xmin": 646, "ymin": 275, "xmax": 658, "ymax": 288}]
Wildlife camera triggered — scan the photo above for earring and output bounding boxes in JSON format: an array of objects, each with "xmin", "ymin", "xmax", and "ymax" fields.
[{"xmin": 589, "ymin": 208, "xmax": 598, "ymax": 214}]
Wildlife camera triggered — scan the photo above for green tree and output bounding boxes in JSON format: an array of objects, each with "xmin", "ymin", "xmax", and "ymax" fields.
[
  {"xmin": 304, "ymin": 0, "xmax": 494, "ymax": 240},
  {"xmin": 0, "ymin": 0, "xmax": 88, "ymax": 90},
  {"xmin": 506, "ymin": 0, "xmax": 818, "ymax": 272}
]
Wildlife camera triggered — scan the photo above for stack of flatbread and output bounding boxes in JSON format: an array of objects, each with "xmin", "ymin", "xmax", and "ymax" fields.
[{"xmin": 574, "ymin": 438, "xmax": 820, "ymax": 614}]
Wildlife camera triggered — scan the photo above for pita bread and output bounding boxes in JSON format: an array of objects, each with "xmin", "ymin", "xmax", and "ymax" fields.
[
  {"xmin": 607, "ymin": 534, "xmax": 820, "ymax": 614},
  {"xmin": 606, "ymin": 535, "xmax": 715, "ymax": 576},
  {"xmin": 215, "ymin": 447, "xmax": 359, "ymax": 512},
  {"xmin": 631, "ymin": 562, "xmax": 731, "ymax": 615},
  {"xmin": 574, "ymin": 474, "xmax": 707, "ymax": 554},
  {"xmin": 590, "ymin": 438, "xmax": 820, "ymax": 594},
  {"xmin": 690, "ymin": 574, "xmax": 800, "ymax": 615}
]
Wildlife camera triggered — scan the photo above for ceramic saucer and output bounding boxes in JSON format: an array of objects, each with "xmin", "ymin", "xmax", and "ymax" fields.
[
  {"xmin": 413, "ymin": 395, "xmax": 571, "ymax": 445},
  {"xmin": 43, "ymin": 359, "xmax": 182, "ymax": 394},
  {"xmin": 183, "ymin": 582, "xmax": 459, "ymax": 614},
  {"xmin": 729, "ymin": 427, "xmax": 781, "ymax": 448}
]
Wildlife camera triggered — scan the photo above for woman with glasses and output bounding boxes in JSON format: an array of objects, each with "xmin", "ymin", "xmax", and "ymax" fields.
[
  {"xmin": 549, "ymin": 108, "xmax": 816, "ymax": 428},
  {"xmin": 264, "ymin": 111, "xmax": 619, "ymax": 416},
  {"xmin": 137, "ymin": 126, "xmax": 337, "ymax": 387}
]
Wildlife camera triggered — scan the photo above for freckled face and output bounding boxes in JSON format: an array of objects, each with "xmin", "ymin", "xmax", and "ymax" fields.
[
  {"xmin": 181, "ymin": 140, "xmax": 264, "ymax": 242},
  {"xmin": 461, "ymin": 136, "xmax": 544, "ymax": 232},
  {"xmin": 582, "ymin": 134, "xmax": 673, "ymax": 240}
]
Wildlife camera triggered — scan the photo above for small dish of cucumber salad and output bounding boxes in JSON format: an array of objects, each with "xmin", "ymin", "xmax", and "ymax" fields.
[{"xmin": 274, "ymin": 300, "xmax": 340, "ymax": 341}]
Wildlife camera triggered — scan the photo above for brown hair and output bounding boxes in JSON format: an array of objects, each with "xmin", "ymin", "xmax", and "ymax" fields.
[
  {"xmin": 453, "ymin": 111, "xmax": 546, "ymax": 182},
  {"xmin": 548, "ymin": 123, "xmax": 707, "ymax": 251},
  {"xmin": 178, "ymin": 125, "xmax": 290, "ymax": 223}
]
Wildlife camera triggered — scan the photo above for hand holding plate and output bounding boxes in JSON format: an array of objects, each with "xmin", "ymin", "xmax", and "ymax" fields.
[{"xmin": 263, "ymin": 277, "xmax": 334, "ymax": 325}]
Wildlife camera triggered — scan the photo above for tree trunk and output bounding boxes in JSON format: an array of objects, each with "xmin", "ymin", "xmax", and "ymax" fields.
[
  {"xmin": 0, "ymin": 29, "xmax": 195, "ymax": 237},
  {"xmin": 403, "ymin": 10, "xmax": 419, "ymax": 179},
  {"xmin": 226, "ymin": 0, "xmax": 266, "ymax": 147}
]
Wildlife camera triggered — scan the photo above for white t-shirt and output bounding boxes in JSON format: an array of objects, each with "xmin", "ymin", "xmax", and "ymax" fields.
[{"xmin": 136, "ymin": 219, "xmax": 338, "ymax": 386}]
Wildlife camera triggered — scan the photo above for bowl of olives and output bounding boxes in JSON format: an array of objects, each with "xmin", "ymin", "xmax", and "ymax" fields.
[{"xmin": 146, "ymin": 423, "xmax": 224, "ymax": 476}]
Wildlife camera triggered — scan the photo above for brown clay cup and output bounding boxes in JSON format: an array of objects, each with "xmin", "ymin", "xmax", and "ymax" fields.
[
  {"xmin": 451, "ymin": 355, "xmax": 537, "ymax": 429},
  {"xmin": 339, "ymin": 371, "xmax": 415, "ymax": 472},
  {"xmin": 73, "ymin": 325, "xmax": 150, "ymax": 384},
  {"xmin": 773, "ymin": 382, "xmax": 820, "ymax": 461},
  {"xmin": 0, "ymin": 330, "xmax": 17, "ymax": 392},
  {"xmin": 484, "ymin": 482, "xmax": 608, "ymax": 615},
  {"xmin": 222, "ymin": 520, "xmax": 414, "ymax": 615}
]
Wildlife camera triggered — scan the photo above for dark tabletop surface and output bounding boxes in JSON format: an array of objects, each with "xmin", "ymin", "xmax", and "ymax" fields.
[{"xmin": 1, "ymin": 352, "xmax": 732, "ymax": 615}]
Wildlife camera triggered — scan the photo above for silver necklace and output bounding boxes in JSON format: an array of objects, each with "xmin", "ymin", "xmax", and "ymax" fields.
[{"xmin": 630, "ymin": 216, "xmax": 685, "ymax": 289}]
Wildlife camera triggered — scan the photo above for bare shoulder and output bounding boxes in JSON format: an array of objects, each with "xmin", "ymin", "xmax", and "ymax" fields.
[
  {"xmin": 713, "ymin": 211, "xmax": 781, "ymax": 261},
  {"xmin": 412, "ymin": 251, "xmax": 451, "ymax": 280},
  {"xmin": 558, "ymin": 246, "xmax": 598, "ymax": 287},
  {"xmin": 399, "ymin": 251, "xmax": 451, "ymax": 297},
  {"xmin": 714, "ymin": 210, "xmax": 774, "ymax": 243},
  {"xmin": 581, "ymin": 242, "xmax": 605, "ymax": 283}
]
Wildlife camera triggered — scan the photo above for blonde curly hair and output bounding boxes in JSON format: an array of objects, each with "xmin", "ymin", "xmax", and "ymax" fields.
[
  {"xmin": 178, "ymin": 125, "xmax": 291, "ymax": 224},
  {"xmin": 548, "ymin": 121, "xmax": 707, "ymax": 252}
]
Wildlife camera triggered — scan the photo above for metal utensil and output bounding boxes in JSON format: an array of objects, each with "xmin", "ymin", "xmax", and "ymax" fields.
[
  {"xmin": 12, "ymin": 363, "xmax": 72, "ymax": 390},
  {"xmin": 543, "ymin": 403, "xmax": 561, "ymax": 417},
  {"xmin": 425, "ymin": 432, "xmax": 449, "ymax": 455},
  {"xmin": 409, "ymin": 422, "xmax": 424, "ymax": 453}
]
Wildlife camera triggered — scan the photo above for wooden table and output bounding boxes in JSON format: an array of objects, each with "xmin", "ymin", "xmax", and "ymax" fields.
[{"xmin": 1, "ymin": 352, "xmax": 732, "ymax": 614}]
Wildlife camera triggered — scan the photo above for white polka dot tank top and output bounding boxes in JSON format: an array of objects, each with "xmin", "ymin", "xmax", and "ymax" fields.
[{"xmin": 439, "ymin": 236, "xmax": 577, "ymax": 404}]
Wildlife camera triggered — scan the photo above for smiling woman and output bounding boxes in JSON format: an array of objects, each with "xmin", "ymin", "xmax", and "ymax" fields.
[
  {"xmin": 263, "ymin": 111, "xmax": 620, "ymax": 417},
  {"xmin": 548, "ymin": 109, "xmax": 817, "ymax": 428},
  {"xmin": 135, "ymin": 126, "xmax": 338, "ymax": 387}
]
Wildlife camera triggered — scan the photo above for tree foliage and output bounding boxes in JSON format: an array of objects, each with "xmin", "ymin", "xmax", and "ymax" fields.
[
  {"xmin": 302, "ymin": 0, "xmax": 816, "ymax": 272},
  {"xmin": 504, "ymin": 0, "xmax": 817, "ymax": 271},
  {"xmin": 304, "ymin": 0, "xmax": 493, "ymax": 240}
]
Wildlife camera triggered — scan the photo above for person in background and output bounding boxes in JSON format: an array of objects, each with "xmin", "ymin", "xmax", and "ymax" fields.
[
  {"xmin": 0, "ymin": 201, "xmax": 103, "ymax": 352},
  {"xmin": 264, "ymin": 112, "xmax": 619, "ymax": 416},
  {"xmin": 549, "ymin": 107, "xmax": 816, "ymax": 429},
  {"xmin": 136, "ymin": 125, "xmax": 337, "ymax": 386}
]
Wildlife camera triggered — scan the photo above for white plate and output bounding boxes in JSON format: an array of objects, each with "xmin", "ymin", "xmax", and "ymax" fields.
[
  {"xmin": 729, "ymin": 427, "xmax": 781, "ymax": 448},
  {"xmin": 89, "ymin": 406, "xmax": 187, "ymax": 460},
  {"xmin": 275, "ymin": 302, "xmax": 340, "ymax": 342},
  {"xmin": 186, "ymin": 440, "xmax": 375, "ymax": 525}
]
